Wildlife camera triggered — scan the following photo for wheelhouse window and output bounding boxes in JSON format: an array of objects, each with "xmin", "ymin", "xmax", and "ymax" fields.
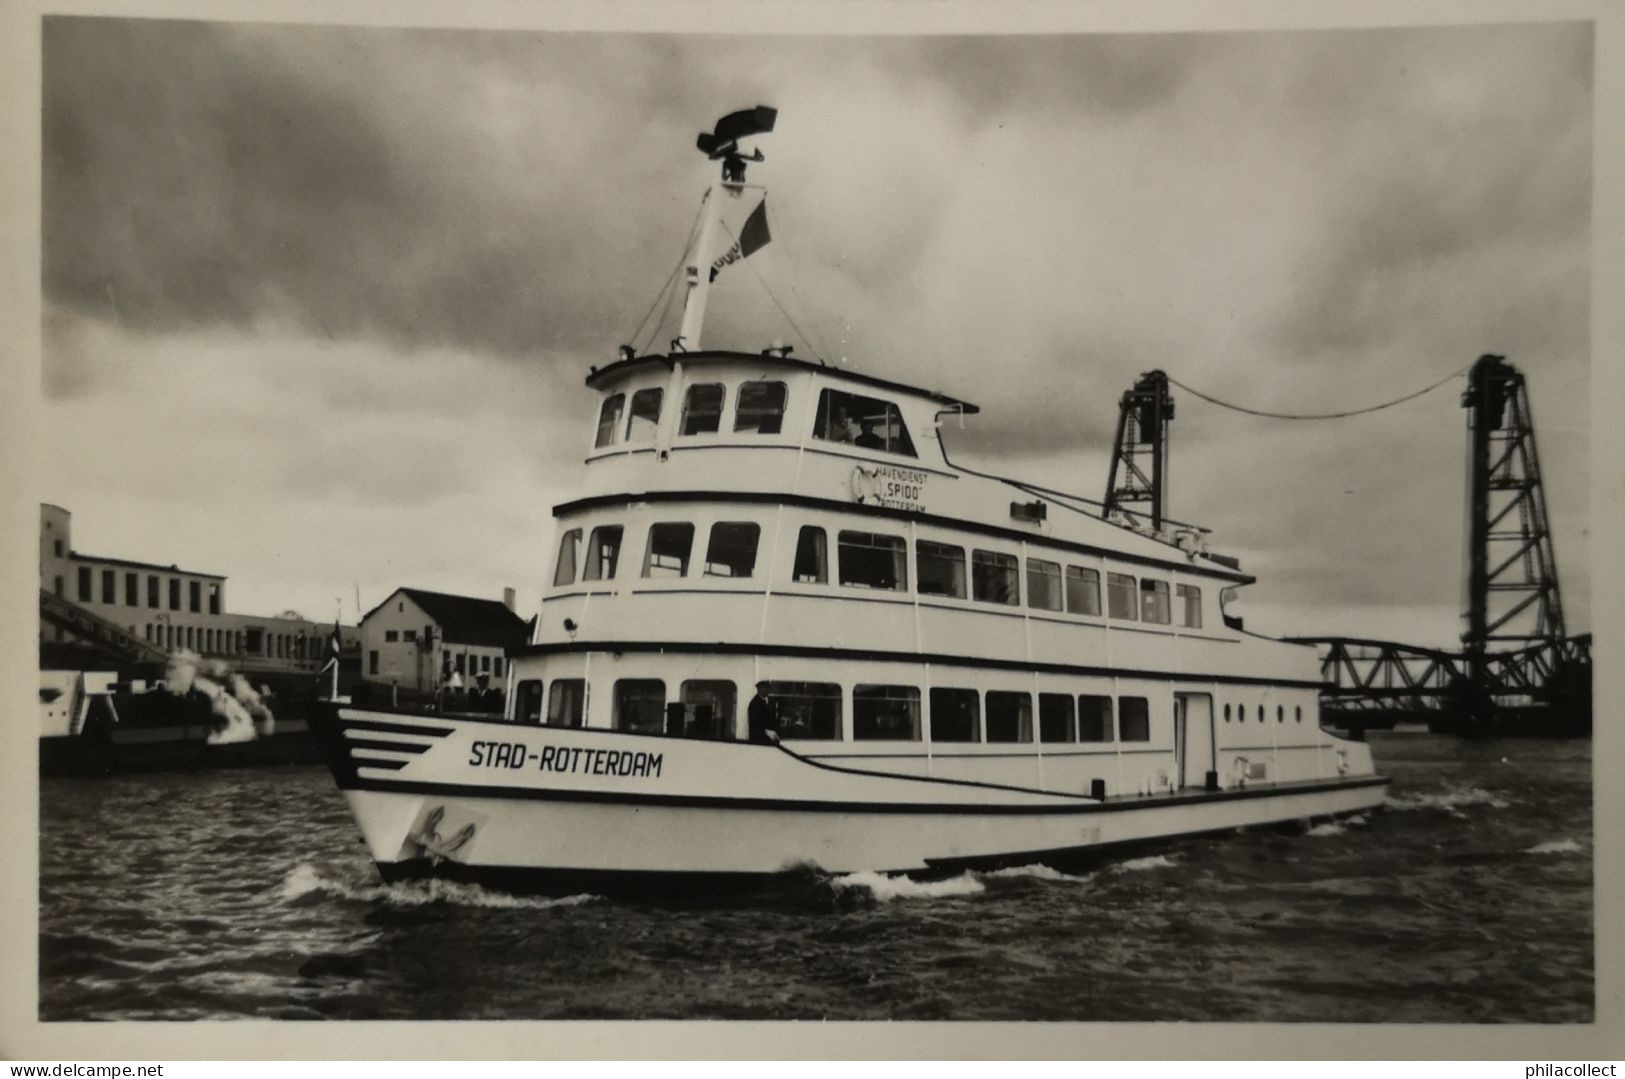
[
  {"xmin": 929, "ymin": 687, "xmax": 980, "ymax": 743},
  {"xmin": 837, "ymin": 530, "xmax": 907, "ymax": 591},
  {"xmin": 1119, "ymin": 696, "xmax": 1151, "ymax": 742},
  {"xmin": 972, "ymin": 550, "xmax": 1019, "ymax": 605},
  {"xmin": 613, "ymin": 679, "xmax": 664, "ymax": 733},
  {"xmin": 642, "ymin": 522, "xmax": 695, "ymax": 578},
  {"xmin": 594, "ymin": 393, "xmax": 625, "ymax": 448},
  {"xmin": 680, "ymin": 680, "xmax": 736, "ymax": 739},
  {"xmin": 812, "ymin": 388, "xmax": 916, "ymax": 457},
  {"xmin": 583, "ymin": 525, "xmax": 624, "ymax": 581},
  {"xmin": 1079, "ymin": 695, "xmax": 1114, "ymax": 742},
  {"xmin": 766, "ymin": 681, "xmax": 842, "ymax": 740},
  {"xmin": 792, "ymin": 526, "xmax": 827, "ymax": 584},
  {"xmin": 1140, "ymin": 578, "xmax": 1171, "ymax": 624},
  {"xmin": 553, "ymin": 528, "xmax": 582, "ymax": 586},
  {"xmin": 1176, "ymin": 584, "xmax": 1202, "ymax": 628},
  {"xmin": 679, "ymin": 383, "xmax": 724, "ymax": 435},
  {"xmin": 625, "ymin": 387, "xmax": 664, "ymax": 443},
  {"xmin": 1039, "ymin": 693, "xmax": 1076, "ymax": 743},
  {"xmin": 733, "ymin": 381, "xmax": 787, "ymax": 434},
  {"xmin": 1026, "ymin": 559, "xmax": 1063, "ymax": 611},
  {"xmin": 1066, "ymin": 566, "xmax": 1101, "ymax": 616},
  {"xmin": 853, "ymin": 684, "xmax": 921, "ymax": 741},
  {"xmin": 514, "ymin": 680, "xmax": 544, "ymax": 724},
  {"xmin": 704, "ymin": 522, "xmax": 761, "ymax": 578},
  {"xmin": 985, "ymin": 691, "xmax": 1033, "ymax": 743},
  {"xmin": 1106, "ymin": 572, "xmax": 1137, "ymax": 620},
  {"xmin": 916, "ymin": 540, "xmax": 966, "ymax": 599}
]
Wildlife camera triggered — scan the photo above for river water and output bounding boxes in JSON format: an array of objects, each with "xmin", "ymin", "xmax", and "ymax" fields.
[{"xmin": 38, "ymin": 732, "xmax": 1591, "ymax": 1022}]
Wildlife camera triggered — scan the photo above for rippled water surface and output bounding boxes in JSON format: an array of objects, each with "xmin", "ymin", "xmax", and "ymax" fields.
[{"xmin": 39, "ymin": 733, "xmax": 1592, "ymax": 1022}]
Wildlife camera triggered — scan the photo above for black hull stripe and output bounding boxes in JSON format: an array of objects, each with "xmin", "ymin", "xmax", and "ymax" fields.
[
  {"xmin": 334, "ymin": 772, "xmax": 1388, "ymax": 815},
  {"xmin": 508, "ymin": 638, "xmax": 1326, "ymax": 691},
  {"xmin": 343, "ymin": 738, "xmax": 433, "ymax": 755},
  {"xmin": 352, "ymin": 756, "xmax": 409, "ymax": 771},
  {"xmin": 340, "ymin": 717, "xmax": 455, "ymax": 738},
  {"xmin": 551, "ymin": 489, "xmax": 1254, "ymax": 584}
]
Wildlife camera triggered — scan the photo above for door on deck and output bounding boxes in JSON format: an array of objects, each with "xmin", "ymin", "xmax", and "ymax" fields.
[{"xmin": 1173, "ymin": 693, "xmax": 1216, "ymax": 790}]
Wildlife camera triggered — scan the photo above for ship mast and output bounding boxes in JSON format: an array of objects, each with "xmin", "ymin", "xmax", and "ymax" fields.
[{"xmin": 675, "ymin": 106, "xmax": 777, "ymax": 352}]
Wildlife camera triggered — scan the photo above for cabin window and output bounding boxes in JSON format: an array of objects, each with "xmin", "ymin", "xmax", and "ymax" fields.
[
  {"xmin": 625, "ymin": 387, "xmax": 664, "ymax": 443},
  {"xmin": 1065, "ymin": 566, "xmax": 1101, "ymax": 616},
  {"xmin": 929, "ymin": 687, "xmax": 980, "ymax": 743},
  {"xmin": 594, "ymin": 393, "xmax": 626, "ymax": 448},
  {"xmin": 514, "ymin": 680, "xmax": 545, "ymax": 724},
  {"xmin": 642, "ymin": 522, "xmax": 695, "ymax": 578},
  {"xmin": 837, "ymin": 530, "xmax": 907, "ymax": 591},
  {"xmin": 792, "ymin": 526, "xmax": 827, "ymax": 584},
  {"xmin": 552, "ymin": 528, "xmax": 582, "ymax": 586},
  {"xmin": 613, "ymin": 679, "xmax": 665, "ymax": 734},
  {"xmin": 1140, "ymin": 579, "xmax": 1171, "ymax": 624},
  {"xmin": 1079, "ymin": 695, "xmax": 1115, "ymax": 742},
  {"xmin": 1026, "ymin": 559, "xmax": 1063, "ymax": 612},
  {"xmin": 1039, "ymin": 693, "xmax": 1076, "ymax": 743},
  {"xmin": 1119, "ymin": 697, "xmax": 1150, "ymax": 741},
  {"xmin": 985, "ymin": 691, "xmax": 1033, "ymax": 743},
  {"xmin": 916, "ymin": 540, "xmax": 966, "ymax": 599},
  {"xmin": 680, "ymin": 383, "xmax": 725, "ymax": 435},
  {"xmin": 766, "ymin": 681, "xmax": 842, "ymax": 740},
  {"xmin": 734, "ymin": 381, "xmax": 787, "ymax": 434},
  {"xmin": 680, "ymin": 680, "xmax": 736, "ymax": 739},
  {"xmin": 1106, "ymin": 573, "xmax": 1137, "ymax": 620},
  {"xmin": 704, "ymin": 522, "xmax": 761, "ymax": 578},
  {"xmin": 853, "ymin": 684, "xmax": 921, "ymax": 741},
  {"xmin": 583, "ymin": 525, "xmax": 624, "ymax": 581},
  {"xmin": 812, "ymin": 388, "xmax": 917, "ymax": 457},
  {"xmin": 971, "ymin": 550, "xmax": 1019, "ymax": 605},
  {"xmin": 1176, "ymin": 584, "xmax": 1202, "ymax": 628}
]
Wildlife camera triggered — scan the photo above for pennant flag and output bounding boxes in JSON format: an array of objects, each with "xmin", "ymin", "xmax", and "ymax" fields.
[
  {"xmin": 710, "ymin": 198, "xmax": 771, "ymax": 282},
  {"xmin": 318, "ymin": 621, "xmax": 342, "ymax": 675}
]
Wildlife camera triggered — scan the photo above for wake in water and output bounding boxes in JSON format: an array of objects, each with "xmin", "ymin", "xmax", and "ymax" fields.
[
  {"xmin": 827, "ymin": 862, "xmax": 1094, "ymax": 903},
  {"xmin": 1388, "ymin": 786, "xmax": 1511, "ymax": 813},
  {"xmin": 279, "ymin": 863, "xmax": 600, "ymax": 911},
  {"xmin": 1523, "ymin": 838, "xmax": 1584, "ymax": 855}
]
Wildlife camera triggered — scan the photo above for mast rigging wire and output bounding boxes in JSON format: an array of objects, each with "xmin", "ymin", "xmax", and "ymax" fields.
[
  {"xmin": 628, "ymin": 196, "xmax": 707, "ymax": 353},
  {"xmin": 1164, "ymin": 364, "xmax": 1470, "ymax": 420},
  {"xmin": 718, "ymin": 215, "xmax": 827, "ymax": 363}
]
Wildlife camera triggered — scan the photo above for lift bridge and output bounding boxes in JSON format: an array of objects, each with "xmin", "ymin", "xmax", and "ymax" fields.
[{"xmin": 1104, "ymin": 354, "xmax": 1592, "ymax": 736}]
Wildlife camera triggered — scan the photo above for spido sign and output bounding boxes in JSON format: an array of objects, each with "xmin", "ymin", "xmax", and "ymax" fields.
[{"xmin": 850, "ymin": 464, "xmax": 929, "ymax": 513}]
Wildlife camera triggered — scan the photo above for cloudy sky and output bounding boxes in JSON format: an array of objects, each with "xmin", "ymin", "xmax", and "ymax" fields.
[{"xmin": 40, "ymin": 16, "xmax": 1592, "ymax": 644}]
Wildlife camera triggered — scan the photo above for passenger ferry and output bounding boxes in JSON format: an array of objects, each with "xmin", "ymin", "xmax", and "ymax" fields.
[{"xmin": 315, "ymin": 107, "xmax": 1388, "ymax": 895}]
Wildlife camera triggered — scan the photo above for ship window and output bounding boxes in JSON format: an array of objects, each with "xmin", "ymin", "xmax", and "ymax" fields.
[
  {"xmin": 837, "ymin": 530, "xmax": 907, "ymax": 591},
  {"xmin": 929, "ymin": 688, "xmax": 980, "ymax": 743},
  {"xmin": 986, "ymin": 691, "xmax": 1033, "ymax": 743},
  {"xmin": 594, "ymin": 393, "xmax": 625, "ymax": 448},
  {"xmin": 101, "ymin": 569, "xmax": 115, "ymax": 604},
  {"xmin": 1065, "ymin": 566, "xmax": 1101, "ymax": 616},
  {"xmin": 514, "ymin": 680, "xmax": 544, "ymax": 724},
  {"xmin": 1106, "ymin": 573, "xmax": 1137, "ymax": 620},
  {"xmin": 678, "ymin": 680, "xmax": 736, "ymax": 739},
  {"xmin": 1119, "ymin": 697, "xmax": 1150, "ymax": 742},
  {"xmin": 625, "ymin": 387, "xmax": 664, "ymax": 443},
  {"xmin": 1140, "ymin": 579, "xmax": 1171, "ymax": 624},
  {"xmin": 792, "ymin": 526, "xmax": 827, "ymax": 584},
  {"xmin": 971, "ymin": 550, "xmax": 1019, "ymax": 605},
  {"xmin": 1176, "ymin": 584, "xmax": 1202, "ymax": 628},
  {"xmin": 733, "ymin": 381, "xmax": 787, "ymax": 434},
  {"xmin": 704, "ymin": 522, "xmax": 760, "ymax": 578},
  {"xmin": 679, "ymin": 383, "xmax": 725, "ymax": 435},
  {"xmin": 77, "ymin": 567, "xmax": 91, "ymax": 602},
  {"xmin": 642, "ymin": 522, "xmax": 695, "ymax": 578},
  {"xmin": 612, "ymin": 679, "xmax": 665, "ymax": 733},
  {"xmin": 767, "ymin": 681, "xmax": 842, "ymax": 740},
  {"xmin": 583, "ymin": 525, "xmax": 624, "ymax": 581},
  {"xmin": 1026, "ymin": 559, "xmax": 1062, "ymax": 611},
  {"xmin": 546, "ymin": 679, "xmax": 587, "ymax": 728},
  {"xmin": 813, "ymin": 388, "xmax": 916, "ymax": 457},
  {"xmin": 916, "ymin": 540, "xmax": 966, "ymax": 599},
  {"xmin": 1039, "ymin": 693, "xmax": 1076, "ymax": 743},
  {"xmin": 1079, "ymin": 695, "xmax": 1115, "ymax": 742},
  {"xmin": 553, "ymin": 528, "xmax": 582, "ymax": 586},
  {"xmin": 853, "ymin": 684, "xmax": 921, "ymax": 741}
]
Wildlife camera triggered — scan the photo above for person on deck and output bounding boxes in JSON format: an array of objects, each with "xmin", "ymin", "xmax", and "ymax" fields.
[
  {"xmin": 854, "ymin": 417, "xmax": 884, "ymax": 450},
  {"xmin": 747, "ymin": 681, "xmax": 780, "ymax": 744}
]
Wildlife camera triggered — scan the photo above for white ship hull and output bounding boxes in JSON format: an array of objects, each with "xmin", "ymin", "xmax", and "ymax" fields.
[{"xmin": 316, "ymin": 707, "xmax": 1388, "ymax": 894}]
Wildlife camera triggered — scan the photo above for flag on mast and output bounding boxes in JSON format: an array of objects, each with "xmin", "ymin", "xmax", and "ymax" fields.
[
  {"xmin": 318, "ymin": 620, "xmax": 342, "ymax": 675},
  {"xmin": 710, "ymin": 198, "xmax": 771, "ymax": 281}
]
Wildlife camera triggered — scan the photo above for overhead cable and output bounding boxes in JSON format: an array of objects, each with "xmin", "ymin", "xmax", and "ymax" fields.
[{"xmin": 1165, "ymin": 364, "xmax": 1471, "ymax": 420}]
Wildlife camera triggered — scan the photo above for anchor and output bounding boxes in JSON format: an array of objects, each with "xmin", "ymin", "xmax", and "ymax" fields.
[{"xmin": 407, "ymin": 805, "xmax": 476, "ymax": 864}]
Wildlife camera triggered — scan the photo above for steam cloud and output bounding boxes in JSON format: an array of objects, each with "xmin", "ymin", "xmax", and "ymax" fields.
[{"xmin": 163, "ymin": 650, "xmax": 276, "ymax": 745}]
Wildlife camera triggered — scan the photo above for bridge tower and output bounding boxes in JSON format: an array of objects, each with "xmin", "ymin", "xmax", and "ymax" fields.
[
  {"xmin": 1461, "ymin": 353, "xmax": 1568, "ymax": 719},
  {"xmin": 1103, "ymin": 370, "xmax": 1174, "ymax": 531}
]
